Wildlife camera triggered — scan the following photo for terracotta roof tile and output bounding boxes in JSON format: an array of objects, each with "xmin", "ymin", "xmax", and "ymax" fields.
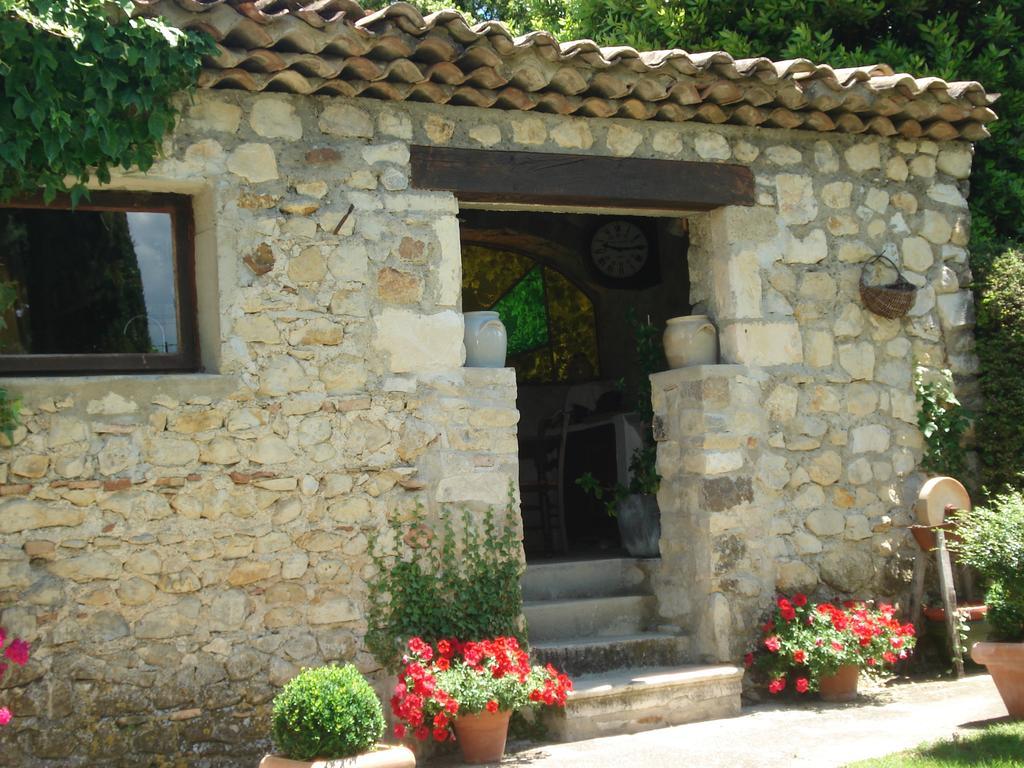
[{"xmin": 133, "ymin": 0, "xmax": 997, "ymax": 140}]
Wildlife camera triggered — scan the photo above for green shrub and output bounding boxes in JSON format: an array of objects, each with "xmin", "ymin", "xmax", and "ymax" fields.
[
  {"xmin": 271, "ymin": 665, "xmax": 385, "ymax": 761},
  {"xmin": 975, "ymin": 248, "xmax": 1024, "ymax": 493},
  {"xmin": 950, "ymin": 492, "xmax": 1024, "ymax": 642},
  {"xmin": 366, "ymin": 491, "xmax": 525, "ymax": 671}
]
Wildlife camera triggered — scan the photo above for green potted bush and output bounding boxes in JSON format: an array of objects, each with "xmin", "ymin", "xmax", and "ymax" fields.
[
  {"xmin": 576, "ymin": 311, "xmax": 664, "ymax": 557},
  {"xmin": 951, "ymin": 492, "xmax": 1024, "ymax": 718},
  {"xmin": 262, "ymin": 664, "xmax": 415, "ymax": 768}
]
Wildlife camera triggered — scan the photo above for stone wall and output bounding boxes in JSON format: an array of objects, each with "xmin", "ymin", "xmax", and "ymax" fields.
[
  {"xmin": 652, "ymin": 129, "xmax": 974, "ymax": 662},
  {"xmin": 0, "ymin": 88, "xmax": 976, "ymax": 760}
]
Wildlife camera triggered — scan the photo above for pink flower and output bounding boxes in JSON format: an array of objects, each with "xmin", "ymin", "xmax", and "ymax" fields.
[
  {"xmin": 4, "ymin": 639, "xmax": 29, "ymax": 667},
  {"xmin": 0, "ymin": 708, "xmax": 10, "ymax": 726},
  {"xmin": 764, "ymin": 636, "xmax": 781, "ymax": 653},
  {"xmin": 768, "ymin": 677, "xmax": 786, "ymax": 694},
  {"xmin": 795, "ymin": 678, "xmax": 809, "ymax": 694}
]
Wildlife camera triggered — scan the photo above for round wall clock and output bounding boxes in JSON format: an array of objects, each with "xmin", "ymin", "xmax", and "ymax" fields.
[{"xmin": 589, "ymin": 219, "xmax": 650, "ymax": 280}]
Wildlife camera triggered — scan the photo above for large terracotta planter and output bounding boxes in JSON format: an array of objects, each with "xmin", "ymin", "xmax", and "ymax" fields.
[
  {"xmin": 452, "ymin": 709, "xmax": 512, "ymax": 764},
  {"xmin": 972, "ymin": 641, "xmax": 1024, "ymax": 718},
  {"xmin": 259, "ymin": 745, "xmax": 416, "ymax": 768},
  {"xmin": 818, "ymin": 664, "xmax": 859, "ymax": 702}
]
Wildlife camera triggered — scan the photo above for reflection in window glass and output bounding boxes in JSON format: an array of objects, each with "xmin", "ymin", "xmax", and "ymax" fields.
[{"xmin": 0, "ymin": 208, "xmax": 180, "ymax": 356}]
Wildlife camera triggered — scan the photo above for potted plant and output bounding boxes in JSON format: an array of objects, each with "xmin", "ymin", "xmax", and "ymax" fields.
[
  {"xmin": 390, "ymin": 636, "xmax": 572, "ymax": 764},
  {"xmin": 262, "ymin": 664, "xmax": 415, "ymax": 768},
  {"xmin": 577, "ymin": 311, "xmax": 664, "ymax": 557},
  {"xmin": 950, "ymin": 491, "xmax": 1024, "ymax": 717},
  {"xmin": 745, "ymin": 595, "xmax": 917, "ymax": 701}
]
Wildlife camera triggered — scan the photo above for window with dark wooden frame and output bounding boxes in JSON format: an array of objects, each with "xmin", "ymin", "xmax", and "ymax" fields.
[{"xmin": 0, "ymin": 191, "xmax": 199, "ymax": 375}]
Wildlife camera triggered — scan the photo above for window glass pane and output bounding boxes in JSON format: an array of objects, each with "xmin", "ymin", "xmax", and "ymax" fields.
[
  {"xmin": 0, "ymin": 207, "xmax": 180, "ymax": 356},
  {"xmin": 493, "ymin": 266, "xmax": 549, "ymax": 356}
]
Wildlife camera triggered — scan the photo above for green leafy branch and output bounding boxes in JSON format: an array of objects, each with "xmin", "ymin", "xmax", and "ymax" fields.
[
  {"xmin": 914, "ymin": 366, "xmax": 970, "ymax": 479},
  {"xmin": 0, "ymin": 0, "xmax": 215, "ymax": 203}
]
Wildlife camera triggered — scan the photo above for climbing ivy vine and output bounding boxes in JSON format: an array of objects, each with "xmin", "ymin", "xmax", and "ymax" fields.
[
  {"xmin": 915, "ymin": 366, "xmax": 970, "ymax": 480},
  {"xmin": 0, "ymin": 0, "xmax": 214, "ymax": 204}
]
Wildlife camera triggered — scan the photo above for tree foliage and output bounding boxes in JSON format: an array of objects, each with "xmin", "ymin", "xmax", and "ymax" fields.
[
  {"xmin": 0, "ymin": 0, "xmax": 214, "ymax": 204},
  {"xmin": 975, "ymin": 249, "xmax": 1024, "ymax": 493}
]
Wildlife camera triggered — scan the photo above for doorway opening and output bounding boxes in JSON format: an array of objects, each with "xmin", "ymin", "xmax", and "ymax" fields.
[{"xmin": 459, "ymin": 208, "xmax": 691, "ymax": 561}]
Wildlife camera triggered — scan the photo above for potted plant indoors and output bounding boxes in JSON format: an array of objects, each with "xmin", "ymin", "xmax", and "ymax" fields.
[
  {"xmin": 950, "ymin": 491, "xmax": 1024, "ymax": 717},
  {"xmin": 577, "ymin": 311, "xmax": 664, "ymax": 557},
  {"xmin": 391, "ymin": 636, "xmax": 572, "ymax": 764},
  {"xmin": 262, "ymin": 664, "xmax": 415, "ymax": 768},
  {"xmin": 746, "ymin": 595, "xmax": 917, "ymax": 702}
]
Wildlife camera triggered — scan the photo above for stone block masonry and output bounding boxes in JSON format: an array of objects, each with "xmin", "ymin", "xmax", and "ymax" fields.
[{"xmin": 0, "ymin": 87, "xmax": 977, "ymax": 762}]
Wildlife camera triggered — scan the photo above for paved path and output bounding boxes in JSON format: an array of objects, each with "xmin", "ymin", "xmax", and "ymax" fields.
[{"xmin": 433, "ymin": 673, "xmax": 1010, "ymax": 767}]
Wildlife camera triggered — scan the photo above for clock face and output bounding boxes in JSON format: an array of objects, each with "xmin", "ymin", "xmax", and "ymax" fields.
[{"xmin": 590, "ymin": 220, "xmax": 650, "ymax": 279}]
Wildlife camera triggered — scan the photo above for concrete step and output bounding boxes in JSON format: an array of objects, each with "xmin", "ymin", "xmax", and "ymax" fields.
[
  {"xmin": 524, "ymin": 595, "xmax": 655, "ymax": 643},
  {"xmin": 542, "ymin": 664, "xmax": 744, "ymax": 742},
  {"xmin": 521, "ymin": 557, "xmax": 653, "ymax": 602},
  {"xmin": 531, "ymin": 631, "xmax": 690, "ymax": 676}
]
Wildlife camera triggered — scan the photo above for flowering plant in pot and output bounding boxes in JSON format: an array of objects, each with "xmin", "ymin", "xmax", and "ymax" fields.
[
  {"xmin": 746, "ymin": 595, "xmax": 916, "ymax": 701},
  {"xmin": 262, "ymin": 664, "xmax": 414, "ymax": 768},
  {"xmin": 950, "ymin": 491, "xmax": 1024, "ymax": 717},
  {"xmin": 391, "ymin": 636, "xmax": 572, "ymax": 764}
]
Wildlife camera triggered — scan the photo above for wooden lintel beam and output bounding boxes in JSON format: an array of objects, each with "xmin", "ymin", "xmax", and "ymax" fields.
[{"xmin": 409, "ymin": 146, "xmax": 754, "ymax": 211}]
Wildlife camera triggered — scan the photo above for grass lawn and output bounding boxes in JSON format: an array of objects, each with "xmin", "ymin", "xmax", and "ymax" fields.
[{"xmin": 847, "ymin": 721, "xmax": 1024, "ymax": 767}]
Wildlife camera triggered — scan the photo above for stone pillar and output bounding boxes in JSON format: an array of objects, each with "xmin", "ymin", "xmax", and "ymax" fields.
[{"xmin": 650, "ymin": 364, "xmax": 774, "ymax": 662}]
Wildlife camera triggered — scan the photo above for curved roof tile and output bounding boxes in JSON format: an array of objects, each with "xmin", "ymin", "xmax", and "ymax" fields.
[{"xmin": 133, "ymin": 0, "xmax": 997, "ymax": 140}]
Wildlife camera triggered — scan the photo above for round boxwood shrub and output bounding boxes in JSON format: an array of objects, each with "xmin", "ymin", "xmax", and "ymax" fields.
[{"xmin": 271, "ymin": 664, "xmax": 385, "ymax": 760}]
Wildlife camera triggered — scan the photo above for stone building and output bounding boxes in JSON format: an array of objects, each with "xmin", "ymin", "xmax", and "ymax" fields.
[{"xmin": 0, "ymin": 0, "xmax": 994, "ymax": 762}]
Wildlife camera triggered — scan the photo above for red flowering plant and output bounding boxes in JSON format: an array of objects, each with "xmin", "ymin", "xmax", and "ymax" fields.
[
  {"xmin": 745, "ymin": 594, "xmax": 916, "ymax": 695},
  {"xmin": 0, "ymin": 626, "xmax": 30, "ymax": 725},
  {"xmin": 390, "ymin": 636, "xmax": 572, "ymax": 742}
]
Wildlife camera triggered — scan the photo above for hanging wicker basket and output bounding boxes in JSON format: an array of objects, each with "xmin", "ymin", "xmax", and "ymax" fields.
[{"xmin": 859, "ymin": 254, "xmax": 917, "ymax": 319}]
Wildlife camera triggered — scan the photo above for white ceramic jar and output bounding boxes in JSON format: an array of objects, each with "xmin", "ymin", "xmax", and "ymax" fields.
[
  {"xmin": 463, "ymin": 311, "xmax": 508, "ymax": 368},
  {"xmin": 663, "ymin": 315, "xmax": 718, "ymax": 368}
]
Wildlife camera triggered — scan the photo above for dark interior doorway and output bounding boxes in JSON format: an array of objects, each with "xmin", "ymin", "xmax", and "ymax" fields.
[{"xmin": 460, "ymin": 208, "xmax": 691, "ymax": 561}]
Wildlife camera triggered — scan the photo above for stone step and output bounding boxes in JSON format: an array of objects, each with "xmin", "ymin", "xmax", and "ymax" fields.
[
  {"xmin": 531, "ymin": 631, "xmax": 690, "ymax": 676},
  {"xmin": 521, "ymin": 557, "xmax": 653, "ymax": 602},
  {"xmin": 524, "ymin": 594, "xmax": 655, "ymax": 643},
  {"xmin": 542, "ymin": 664, "xmax": 744, "ymax": 742}
]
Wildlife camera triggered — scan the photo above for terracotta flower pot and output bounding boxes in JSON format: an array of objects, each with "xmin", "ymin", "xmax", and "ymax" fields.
[
  {"xmin": 971, "ymin": 641, "xmax": 1024, "ymax": 718},
  {"xmin": 818, "ymin": 664, "xmax": 859, "ymax": 702},
  {"xmin": 452, "ymin": 709, "xmax": 512, "ymax": 764},
  {"xmin": 259, "ymin": 745, "xmax": 416, "ymax": 768}
]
